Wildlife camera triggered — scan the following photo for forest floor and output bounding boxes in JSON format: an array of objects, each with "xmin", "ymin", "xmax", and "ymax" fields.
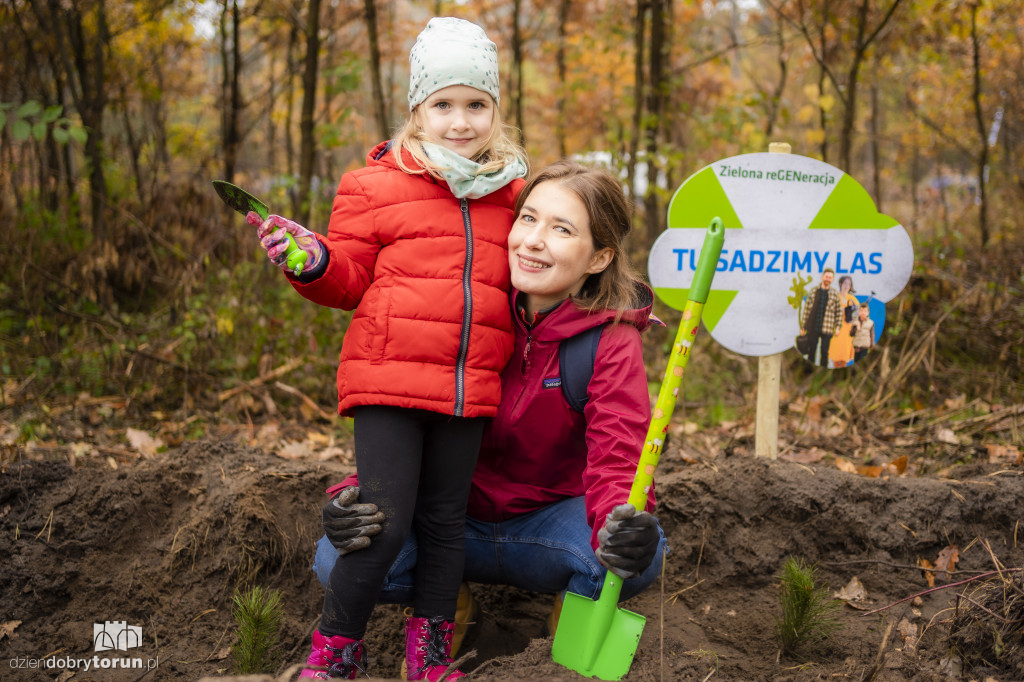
[{"xmin": 2, "ymin": 396, "xmax": 1023, "ymax": 682}]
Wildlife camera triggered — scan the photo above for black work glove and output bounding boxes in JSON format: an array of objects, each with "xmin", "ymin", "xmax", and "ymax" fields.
[
  {"xmin": 321, "ymin": 486, "xmax": 386, "ymax": 556},
  {"xmin": 595, "ymin": 504, "xmax": 660, "ymax": 579}
]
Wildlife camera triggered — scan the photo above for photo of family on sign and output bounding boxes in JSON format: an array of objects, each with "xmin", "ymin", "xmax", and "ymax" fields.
[{"xmin": 795, "ymin": 270, "xmax": 880, "ymax": 368}]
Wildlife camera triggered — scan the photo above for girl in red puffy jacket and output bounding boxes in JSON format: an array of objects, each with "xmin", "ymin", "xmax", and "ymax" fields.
[{"xmin": 248, "ymin": 17, "xmax": 527, "ymax": 681}]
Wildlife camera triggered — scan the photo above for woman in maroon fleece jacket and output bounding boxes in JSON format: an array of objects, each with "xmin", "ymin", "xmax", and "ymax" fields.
[{"xmin": 317, "ymin": 161, "xmax": 666, "ymax": 643}]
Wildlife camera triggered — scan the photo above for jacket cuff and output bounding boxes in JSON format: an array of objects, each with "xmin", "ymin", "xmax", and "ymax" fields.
[{"xmin": 292, "ymin": 244, "xmax": 329, "ymax": 283}]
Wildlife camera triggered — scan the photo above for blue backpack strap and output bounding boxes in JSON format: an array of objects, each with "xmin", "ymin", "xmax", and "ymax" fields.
[{"xmin": 558, "ymin": 324, "xmax": 606, "ymax": 413}]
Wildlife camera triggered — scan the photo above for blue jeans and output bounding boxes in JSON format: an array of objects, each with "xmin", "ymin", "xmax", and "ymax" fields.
[{"xmin": 313, "ymin": 496, "xmax": 667, "ymax": 603}]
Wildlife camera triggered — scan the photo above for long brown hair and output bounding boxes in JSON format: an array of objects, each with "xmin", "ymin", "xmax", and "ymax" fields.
[{"xmin": 513, "ymin": 160, "xmax": 644, "ymax": 315}]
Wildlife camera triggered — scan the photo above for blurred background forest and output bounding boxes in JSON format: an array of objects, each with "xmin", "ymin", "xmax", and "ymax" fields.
[{"xmin": 1, "ymin": 0, "xmax": 1022, "ymax": 452}]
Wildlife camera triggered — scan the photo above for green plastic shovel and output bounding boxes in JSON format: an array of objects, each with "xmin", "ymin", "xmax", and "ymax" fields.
[
  {"xmin": 550, "ymin": 216, "xmax": 725, "ymax": 681},
  {"xmin": 212, "ymin": 180, "xmax": 308, "ymax": 276}
]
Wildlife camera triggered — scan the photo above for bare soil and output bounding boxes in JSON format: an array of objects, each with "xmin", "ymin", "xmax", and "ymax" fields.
[{"xmin": 2, "ymin": 426, "xmax": 1023, "ymax": 682}]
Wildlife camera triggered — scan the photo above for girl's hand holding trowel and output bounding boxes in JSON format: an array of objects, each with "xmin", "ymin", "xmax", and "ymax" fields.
[{"xmin": 246, "ymin": 211, "xmax": 324, "ymax": 276}]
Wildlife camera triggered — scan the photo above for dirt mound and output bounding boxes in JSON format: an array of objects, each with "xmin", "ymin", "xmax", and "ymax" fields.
[{"xmin": 2, "ymin": 438, "xmax": 1022, "ymax": 681}]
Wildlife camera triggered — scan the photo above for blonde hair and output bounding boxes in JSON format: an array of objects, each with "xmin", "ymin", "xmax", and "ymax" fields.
[
  {"xmin": 391, "ymin": 103, "xmax": 526, "ymax": 178},
  {"xmin": 513, "ymin": 160, "xmax": 644, "ymax": 315}
]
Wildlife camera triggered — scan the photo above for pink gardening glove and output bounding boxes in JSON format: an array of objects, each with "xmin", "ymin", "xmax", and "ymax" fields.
[{"xmin": 246, "ymin": 212, "xmax": 324, "ymax": 274}]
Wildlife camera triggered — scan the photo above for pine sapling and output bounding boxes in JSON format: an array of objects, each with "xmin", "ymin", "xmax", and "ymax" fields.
[
  {"xmin": 775, "ymin": 556, "xmax": 842, "ymax": 657},
  {"xmin": 231, "ymin": 584, "xmax": 284, "ymax": 674}
]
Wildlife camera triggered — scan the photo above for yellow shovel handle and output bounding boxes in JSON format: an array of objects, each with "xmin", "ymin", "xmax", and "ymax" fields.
[{"xmin": 626, "ymin": 217, "xmax": 724, "ymax": 511}]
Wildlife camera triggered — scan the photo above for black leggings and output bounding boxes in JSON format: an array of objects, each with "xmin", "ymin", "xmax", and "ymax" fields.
[{"xmin": 321, "ymin": 406, "xmax": 484, "ymax": 639}]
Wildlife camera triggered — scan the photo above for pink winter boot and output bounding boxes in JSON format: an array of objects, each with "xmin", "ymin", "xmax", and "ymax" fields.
[
  {"xmin": 405, "ymin": 615, "xmax": 466, "ymax": 681},
  {"xmin": 300, "ymin": 630, "xmax": 368, "ymax": 679}
]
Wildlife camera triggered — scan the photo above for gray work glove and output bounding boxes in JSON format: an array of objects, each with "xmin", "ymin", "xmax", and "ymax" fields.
[
  {"xmin": 595, "ymin": 504, "xmax": 660, "ymax": 579},
  {"xmin": 321, "ymin": 486, "xmax": 386, "ymax": 556}
]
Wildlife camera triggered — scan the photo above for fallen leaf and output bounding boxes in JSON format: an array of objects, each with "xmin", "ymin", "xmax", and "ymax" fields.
[
  {"xmin": 277, "ymin": 440, "xmax": 314, "ymax": 459},
  {"xmin": 126, "ymin": 427, "xmax": 163, "ymax": 458},
  {"xmin": 985, "ymin": 443, "xmax": 1022, "ymax": 464},
  {"xmin": 70, "ymin": 441, "xmax": 95, "ymax": 458},
  {"xmin": 835, "ymin": 457, "xmax": 857, "ymax": 474},
  {"xmin": 943, "ymin": 394, "xmax": 967, "ymax": 410},
  {"xmin": 781, "ymin": 448, "xmax": 826, "ymax": 464},
  {"xmin": 806, "ymin": 396, "xmax": 827, "ymax": 422},
  {"xmin": 934, "ymin": 545, "xmax": 959, "ymax": 581},
  {"xmin": 835, "ymin": 576, "xmax": 868, "ymax": 602},
  {"xmin": 1, "ymin": 620, "xmax": 21, "ymax": 640},
  {"xmin": 886, "ymin": 455, "xmax": 909, "ymax": 475},
  {"xmin": 919, "ymin": 558, "xmax": 936, "ymax": 587},
  {"xmin": 253, "ymin": 422, "xmax": 281, "ymax": 449},
  {"xmin": 306, "ymin": 431, "xmax": 330, "ymax": 446},
  {"xmin": 935, "ymin": 427, "xmax": 959, "ymax": 445},
  {"xmin": 317, "ymin": 446, "xmax": 353, "ymax": 463},
  {"xmin": 898, "ymin": 617, "xmax": 918, "ymax": 651},
  {"xmin": 214, "ymin": 646, "xmax": 232, "ymax": 661},
  {"xmin": 855, "ymin": 464, "xmax": 884, "ymax": 478},
  {"xmin": 825, "ymin": 415, "xmax": 848, "ymax": 438}
]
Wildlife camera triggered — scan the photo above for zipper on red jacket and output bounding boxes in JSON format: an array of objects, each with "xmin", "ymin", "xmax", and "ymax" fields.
[
  {"xmin": 454, "ymin": 198, "xmax": 473, "ymax": 417},
  {"xmin": 521, "ymin": 331, "xmax": 532, "ymax": 375}
]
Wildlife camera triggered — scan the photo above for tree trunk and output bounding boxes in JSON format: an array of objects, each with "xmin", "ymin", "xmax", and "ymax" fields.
[
  {"xmin": 765, "ymin": 11, "xmax": 787, "ymax": 137},
  {"xmin": 837, "ymin": 0, "xmax": 870, "ymax": 173},
  {"xmin": 220, "ymin": 0, "xmax": 242, "ymax": 182},
  {"xmin": 120, "ymin": 82, "xmax": 145, "ymax": 205},
  {"xmin": 870, "ymin": 74, "xmax": 881, "ymax": 210},
  {"xmin": 37, "ymin": 0, "xmax": 113, "ymax": 237},
  {"xmin": 969, "ymin": 1, "xmax": 989, "ymax": 247},
  {"xmin": 63, "ymin": 0, "xmax": 111, "ymax": 237},
  {"xmin": 644, "ymin": 0, "xmax": 667, "ymax": 245},
  {"xmin": 627, "ymin": 0, "xmax": 647, "ymax": 216},
  {"xmin": 817, "ymin": 0, "xmax": 830, "ymax": 163},
  {"xmin": 298, "ymin": 0, "xmax": 322, "ymax": 226},
  {"xmin": 839, "ymin": 0, "xmax": 904, "ymax": 173},
  {"xmin": 364, "ymin": 0, "xmax": 389, "ymax": 140},
  {"xmin": 286, "ymin": 23, "xmax": 298, "ymax": 214},
  {"xmin": 555, "ymin": 0, "xmax": 572, "ymax": 158},
  {"xmin": 511, "ymin": 0, "xmax": 525, "ymax": 144}
]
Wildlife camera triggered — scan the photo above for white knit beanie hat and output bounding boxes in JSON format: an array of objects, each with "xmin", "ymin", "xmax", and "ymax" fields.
[{"xmin": 407, "ymin": 17, "xmax": 500, "ymax": 111}]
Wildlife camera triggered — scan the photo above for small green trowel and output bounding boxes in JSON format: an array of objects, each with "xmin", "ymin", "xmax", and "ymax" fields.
[
  {"xmin": 212, "ymin": 180, "xmax": 307, "ymax": 276},
  {"xmin": 551, "ymin": 217, "xmax": 725, "ymax": 680}
]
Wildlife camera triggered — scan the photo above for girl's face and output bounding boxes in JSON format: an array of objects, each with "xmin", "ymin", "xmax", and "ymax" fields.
[
  {"xmin": 416, "ymin": 85, "xmax": 494, "ymax": 159},
  {"xmin": 508, "ymin": 181, "xmax": 612, "ymax": 316}
]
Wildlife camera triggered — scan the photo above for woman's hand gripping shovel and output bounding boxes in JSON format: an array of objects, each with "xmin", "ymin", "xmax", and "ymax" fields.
[
  {"xmin": 211, "ymin": 180, "xmax": 308, "ymax": 276},
  {"xmin": 551, "ymin": 217, "xmax": 725, "ymax": 680}
]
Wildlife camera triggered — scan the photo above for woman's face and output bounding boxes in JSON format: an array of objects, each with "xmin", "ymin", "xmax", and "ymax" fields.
[
  {"xmin": 507, "ymin": 181, "xmax": 612, "ymax": 315},
  {"xmin": 840, "ymin": 277, "xmax": 852, "ymax": 294}
]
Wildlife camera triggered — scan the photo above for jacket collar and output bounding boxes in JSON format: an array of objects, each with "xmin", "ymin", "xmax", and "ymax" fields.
[{"xmin": 510, "ymin": 282, "xmax": 658, "ymax": 343}]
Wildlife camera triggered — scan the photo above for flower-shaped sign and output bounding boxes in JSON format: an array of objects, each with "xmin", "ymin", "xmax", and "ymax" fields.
[{"xmin": 648, "ymin": 153, "xmax": 913, "ymax": 362}]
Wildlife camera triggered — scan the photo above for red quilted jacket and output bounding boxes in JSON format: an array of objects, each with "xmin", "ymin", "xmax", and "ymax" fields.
[{"xmin": 289, "ymin": 141, "xmax": 524, "ymax": 418}]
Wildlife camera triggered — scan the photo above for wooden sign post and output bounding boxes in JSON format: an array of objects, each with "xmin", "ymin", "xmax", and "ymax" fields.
[{"xmin": 755, "ymin": 142, "xmax": 791, "ymax": 459}]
